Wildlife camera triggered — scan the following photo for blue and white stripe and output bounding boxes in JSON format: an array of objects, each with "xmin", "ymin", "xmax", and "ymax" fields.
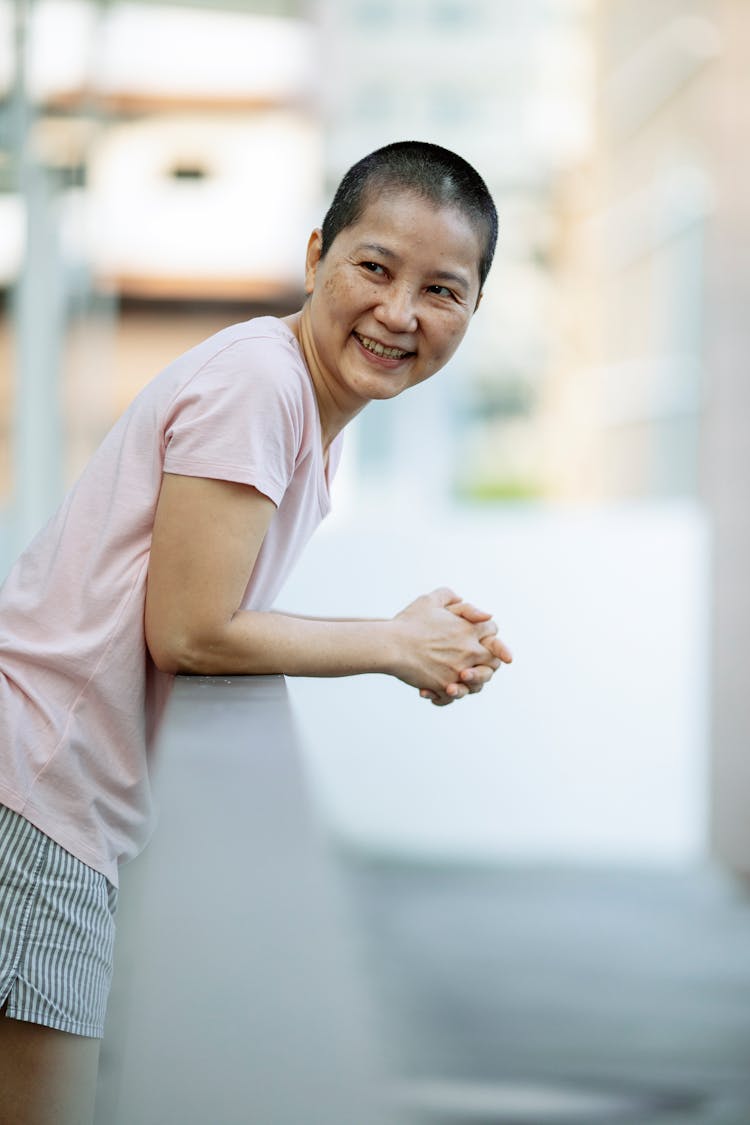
[{"xmin": 0, "ymin": 803, "xmax": 117, "ymax": 1038}]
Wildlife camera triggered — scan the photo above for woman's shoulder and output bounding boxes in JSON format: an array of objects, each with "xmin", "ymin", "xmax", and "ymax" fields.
[
  {"xmin": 132, "ymin": 316, "xmax": 305, "ymax": 417},
  {"xmin": 189, "ymin": 316, "xmax": 305, "ymax": 390},
  {"xmin": 207, "ymin": 315, "xmax": 299, "ymax": 361}
]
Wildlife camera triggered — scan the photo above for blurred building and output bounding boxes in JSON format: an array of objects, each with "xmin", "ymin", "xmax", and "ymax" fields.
[
  {"xmin": 316, "ymin": 0, "xmax": 593, "ymax": 503},
  {"xmin": 544, "ymin": 0, "xmax": 750, "ymax": 870},
  {"xmin": 1, "ymin": 0, "xmax": 597, "ymax": 519},
  {"xmin": 0, "ymin": 0, "xmax": 319, "ymax": 543},
  {"xmin": 543, "ymin": 0, "xmax": 720, "ymax": 501},
  {"xmin": 0, "ymin": 1, "xmax": 318, "ymax": 300}
]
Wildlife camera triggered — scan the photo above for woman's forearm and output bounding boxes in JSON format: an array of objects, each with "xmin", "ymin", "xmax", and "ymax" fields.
[
  {"xmin": 168, "ymin": 610, "xmax": 398, "ymax": 679},
  {"xmin": 148, "ymin": 588, "xmax": 509, "ymax": 703}
]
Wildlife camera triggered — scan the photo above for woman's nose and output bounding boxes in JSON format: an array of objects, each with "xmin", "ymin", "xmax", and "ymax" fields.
[{"xmin": 376, "ymin": 284, "xmax": 418, "ymax": 333}]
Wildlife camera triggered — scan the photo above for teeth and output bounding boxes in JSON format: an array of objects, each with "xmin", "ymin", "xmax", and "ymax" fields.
[{"xmin": 357, "ymin": 333, "xmax": 410, "ymax": 359}]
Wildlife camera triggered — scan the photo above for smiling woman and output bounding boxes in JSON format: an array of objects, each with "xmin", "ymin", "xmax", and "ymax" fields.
[
  {"xmin": 291, "ymin": 194, "xmax": 483, "ymax": 427},
  {"xmin": 0, "ymin": 140, "xmax": 509, "ymax": 1124}
]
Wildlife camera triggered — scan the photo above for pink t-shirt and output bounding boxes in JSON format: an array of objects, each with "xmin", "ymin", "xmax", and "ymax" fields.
[{"xmin": 0, "ymin": 317, "xmax": 342, "ymax": 885}]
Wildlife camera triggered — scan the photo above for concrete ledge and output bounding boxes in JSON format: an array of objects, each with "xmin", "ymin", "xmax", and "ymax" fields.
[{"xmin": 96, "ymin": 675, "xmax": 398, "ymax": 1125}]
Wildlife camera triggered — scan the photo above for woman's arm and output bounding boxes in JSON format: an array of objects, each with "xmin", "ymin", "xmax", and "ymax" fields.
[
  {"xmin": 145, "ymin": 474, "xmax": 511, "ymax": 704},
  {"xmin": 272, "ymin": 599, "xmax": 512, "ymax": 705}
]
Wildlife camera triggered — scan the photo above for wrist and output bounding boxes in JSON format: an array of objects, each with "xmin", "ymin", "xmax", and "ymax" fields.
[{"xmin": 376, "ymin": 617, "xmax": 404, "ymax": 678}]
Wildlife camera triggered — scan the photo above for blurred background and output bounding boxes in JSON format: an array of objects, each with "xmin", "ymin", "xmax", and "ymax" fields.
[
  {"xmin": 0, "ymin": 0, "xmax": 748, "ymax": 872},
  {"xmin": 4, "ymin": 2, "xmax": 750, "ymax": 1119}
]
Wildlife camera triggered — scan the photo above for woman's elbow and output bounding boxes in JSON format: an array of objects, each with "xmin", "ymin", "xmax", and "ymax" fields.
[{"xmin": 145, "ymin": 623, "xmax": 213, "ymax": 675}]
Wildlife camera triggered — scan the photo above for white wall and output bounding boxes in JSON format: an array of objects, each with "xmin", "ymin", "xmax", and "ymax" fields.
[{"xmin": 281, "ymin": 498, "xmax": 710, "ymax": 866}]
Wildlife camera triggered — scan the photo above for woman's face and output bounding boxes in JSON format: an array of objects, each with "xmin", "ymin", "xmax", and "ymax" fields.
[{"xmin": 300, "ymin": 190, "xmax": 483, "ymax": 412}]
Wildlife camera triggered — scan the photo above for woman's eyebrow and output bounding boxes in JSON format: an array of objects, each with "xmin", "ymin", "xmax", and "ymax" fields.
[
  {"xmin": 432, "ymin": 268, "xmax": 470, "ymax": 291},
  {"xmin": 355, "ymin": 242, "xmax": 397, "ymax": 260}
]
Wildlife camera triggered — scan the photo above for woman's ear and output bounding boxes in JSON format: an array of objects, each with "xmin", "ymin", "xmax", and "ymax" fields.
[
  {"xmin": 304, "ymin": 229, "xmax": 324, "ymax": 295},
  {"xmin": 474, "ymin": 289, "xmax": 484, "ymax": 313}
]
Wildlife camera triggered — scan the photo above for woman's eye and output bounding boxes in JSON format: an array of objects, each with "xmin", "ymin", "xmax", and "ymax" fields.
[
  {"xmin": 361, "ymin": 261, "xmax": 386, "ymax": 275},
  {"xmin": 428, "ymin": 284, "xmax": 454, "ymax": 299}
]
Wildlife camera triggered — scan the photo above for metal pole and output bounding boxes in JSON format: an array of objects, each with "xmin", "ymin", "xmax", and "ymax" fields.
[{"xmin": 11, "ymin": 0, "xmax": 66, "ymax": 555}]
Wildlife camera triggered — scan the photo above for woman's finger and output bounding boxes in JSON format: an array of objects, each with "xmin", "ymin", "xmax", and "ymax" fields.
[
  {"xmin": 447, "ymin": 600, "xmax": 493, "ymax": 624},
  {"xmin": 420, "ymin": 687, "xmax": 457, "ymax": 706},
  {"xmin": 482, "ymin": 634, "xmax": 513, "ymax": 664},
  {"xmin": 459, "ymin": 666, "xmax": 492, "ymax": 694},
  {"xmin": 445, "ymin": 682, "xmax": 470, "ymax": 700},
  {"xmin": 425, "ymin": 690, "xmax": 456, "ymax": 707}
]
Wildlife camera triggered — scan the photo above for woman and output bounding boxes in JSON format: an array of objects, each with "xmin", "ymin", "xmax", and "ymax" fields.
[{"xmin": 0, "ymin": 140, "xmax": 512, "ymax": 1123}]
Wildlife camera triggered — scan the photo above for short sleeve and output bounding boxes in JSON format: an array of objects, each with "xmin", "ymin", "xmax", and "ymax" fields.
[{"xmin": 162, "ymin": 337, "xmax": 304, "ymax": 506}]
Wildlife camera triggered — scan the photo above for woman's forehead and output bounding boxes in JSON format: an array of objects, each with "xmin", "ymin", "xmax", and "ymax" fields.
[
  {"xmin": 354, "ymin": 186, "xmax": 471, "ymax": 228},
  {"xmin": 345, "ymin": 191, "xmax": 483, "ymax": 275}
]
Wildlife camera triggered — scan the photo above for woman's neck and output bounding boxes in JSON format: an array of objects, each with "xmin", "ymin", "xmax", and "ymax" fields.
[{"xmin": 282, "ymin": 309, "xmax": 365, "ymax": 453}]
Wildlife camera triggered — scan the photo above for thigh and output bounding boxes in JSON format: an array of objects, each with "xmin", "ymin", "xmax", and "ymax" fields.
[
  {"xmin": 0, "ymin": 805, "xmax": 117, "ymax": 1039},
  {"xmin": 0, "ymin": 1002, "xmax": 100, "ymax": 1125}
]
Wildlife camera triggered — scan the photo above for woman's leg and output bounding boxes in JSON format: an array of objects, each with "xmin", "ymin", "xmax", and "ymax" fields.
[{"xmin": 0, "ymin": 1003, "xmax": 101, "ymax": 1125}]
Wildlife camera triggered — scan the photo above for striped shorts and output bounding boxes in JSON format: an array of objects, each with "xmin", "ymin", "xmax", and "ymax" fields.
[{"xmin": 0, "ymin": 804, "xmax": 117, "ymax": 1038}]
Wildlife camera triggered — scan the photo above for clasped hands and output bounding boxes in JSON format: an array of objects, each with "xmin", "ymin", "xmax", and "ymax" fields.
[{"xmin": 392, "ymin": 587, "xmax": 513, "ymax": 708}]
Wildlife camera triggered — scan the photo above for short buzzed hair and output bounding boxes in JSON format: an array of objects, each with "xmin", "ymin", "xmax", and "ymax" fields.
[{"xmin": 320, "ymin": 140, "xmax": 498, "ymax": 291}]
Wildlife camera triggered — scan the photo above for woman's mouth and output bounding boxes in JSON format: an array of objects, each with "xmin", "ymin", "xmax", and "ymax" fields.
[{"xmin": 353, "ymin": 331, "xmax": 413, "ymax": 361}]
